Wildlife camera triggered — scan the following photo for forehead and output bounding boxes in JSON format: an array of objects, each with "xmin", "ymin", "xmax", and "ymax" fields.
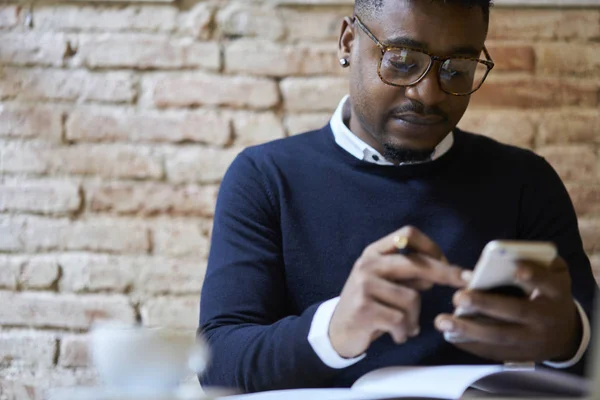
[{"xmin": 368, "ymin": 0, "xmax": 488, "ymax": 56}]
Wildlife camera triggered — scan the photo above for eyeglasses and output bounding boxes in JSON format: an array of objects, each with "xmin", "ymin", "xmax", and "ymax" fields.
[{"xmin": 353, "ymin": 16, "xmax": 495, "ymax": 96}]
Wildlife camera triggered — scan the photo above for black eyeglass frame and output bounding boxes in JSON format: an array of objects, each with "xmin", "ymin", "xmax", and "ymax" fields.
[{"xmin": 353, "ymin": 15, "xmax": 495, "ymax": 96}]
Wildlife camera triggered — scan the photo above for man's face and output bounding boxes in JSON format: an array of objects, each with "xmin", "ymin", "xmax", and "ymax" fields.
[{"xmin": 339, "ymin": 0, "xmax": 488, "ymax": 160}]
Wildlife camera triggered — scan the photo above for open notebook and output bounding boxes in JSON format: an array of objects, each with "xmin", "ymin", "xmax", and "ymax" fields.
[
  {"xmin": 220, "ymin": 365, "xmax": 588, "ymax": 400},
  {"xmin": 221, "ymin": 288, "xmax": 600, "ymax": 400}
]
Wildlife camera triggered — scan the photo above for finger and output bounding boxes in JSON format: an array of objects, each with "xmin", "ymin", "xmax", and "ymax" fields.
[
  {"xmin": 402, "ymin": 278, "xmax": 434, "ymax": 291},
  {"xmin": 369, "ymin": 301, "xmax": 412, "ymax": 344},
  {"xmin": 434, "ymin": 314, "xmax": 529, "ymax": 347},
  {"xmin": 371, "ymin": 254, "xmax": 471, "ymax": 288},
  {"xmin": 365, "ymin": 277, "xmax": 421, "ymax": 336},
  {"xmin": 366, "ymin": 226, "xmax": 446, "ymax": 261},
  {"xmin": 452, "ymin": 290, "xmax": 536, "ymax": 324},
  {"xmin": 514, "ymin": 258, "xmax": 570, "ymax": 300}
]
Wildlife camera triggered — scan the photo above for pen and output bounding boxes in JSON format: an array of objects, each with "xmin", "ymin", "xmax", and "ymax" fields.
[{"xmin": 394, "ymin": 235, "xmax": 415, "ymax": 256}]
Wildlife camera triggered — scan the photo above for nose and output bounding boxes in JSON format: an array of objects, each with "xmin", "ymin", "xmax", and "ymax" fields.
[{"xmin": 404, "ymin": 64, "xmax": 447, "ymax": 107}]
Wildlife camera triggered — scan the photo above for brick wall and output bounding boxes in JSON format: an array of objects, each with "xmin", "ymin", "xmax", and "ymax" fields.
[{"xmin": 0, "ymin": 1, "xmax": 598, "ymax": 397}]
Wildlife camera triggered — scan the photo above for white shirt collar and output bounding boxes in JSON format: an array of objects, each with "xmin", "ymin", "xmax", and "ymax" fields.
[{"xmin": 330, "ymin": 95, "xmax": 454, "ymax": 166}]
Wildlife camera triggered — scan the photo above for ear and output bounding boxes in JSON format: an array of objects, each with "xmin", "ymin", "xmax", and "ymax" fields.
[{"xmin": 337, "ymin": 16, "xmax": 355, "ymax": 62}]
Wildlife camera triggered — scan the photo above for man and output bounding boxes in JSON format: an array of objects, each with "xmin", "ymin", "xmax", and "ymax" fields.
[{"xmin": 199, "ymin": 0, "xmax": 596, "ymax": 393}]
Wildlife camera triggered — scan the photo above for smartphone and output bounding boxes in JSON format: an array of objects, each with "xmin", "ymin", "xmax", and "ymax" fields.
[{"xmin": 455, "ymin": 240, "xmax": 557, "ymax": 317}]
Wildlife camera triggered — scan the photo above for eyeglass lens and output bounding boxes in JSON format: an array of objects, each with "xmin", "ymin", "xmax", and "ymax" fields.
[{"xmin": 380, "ymin": 48, "xmax": 489, "ymax": 94}]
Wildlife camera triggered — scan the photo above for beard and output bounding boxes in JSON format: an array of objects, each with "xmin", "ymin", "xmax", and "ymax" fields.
[{"xmin": 382, "ymin": 143, "xmax": 435, "ymax": 164}]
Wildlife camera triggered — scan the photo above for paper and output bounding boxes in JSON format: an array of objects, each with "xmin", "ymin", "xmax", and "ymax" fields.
[
  {"xmin": 217, "ymin": 365, "xmax": 589, "ymax": 400},
  {"xmin": 352, "ymin": 365, "xmax": 505, "ymax": 399},
  {"xmin": 219, "ymin": 388, "xmax": 399, "ymax": 400}
]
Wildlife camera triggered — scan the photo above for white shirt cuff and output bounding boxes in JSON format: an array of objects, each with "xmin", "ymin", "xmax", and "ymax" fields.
[
  {"xmin": 308, "ymin": 297, "xmax": 366, "ymax": 369},
  {"xmin": 543, "ymin": 300, "xmax": 590, "ymax": 369}
]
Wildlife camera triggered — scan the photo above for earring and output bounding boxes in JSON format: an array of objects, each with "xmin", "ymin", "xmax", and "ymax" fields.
[{"xmin": 339, "ymin": 58, "xmax": 350, "ymax": 68}]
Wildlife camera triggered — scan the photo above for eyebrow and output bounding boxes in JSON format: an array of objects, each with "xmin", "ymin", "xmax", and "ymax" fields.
[{"xmin": 383, "ymin": 36, "xmax": 482, "ymax": 57}]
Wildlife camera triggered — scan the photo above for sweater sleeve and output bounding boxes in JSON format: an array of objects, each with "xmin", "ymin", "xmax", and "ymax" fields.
[
  {"xmin": 517, "ymin": 154, "xmax": 597, "ymax": 375},
  {"xmin": 198, "ymin": 151, "xmax": 341, "ymax": 393}
]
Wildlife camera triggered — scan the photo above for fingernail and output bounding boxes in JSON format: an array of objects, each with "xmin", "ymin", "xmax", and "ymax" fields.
[
  {"xmin": 516, "ymin": 268, "xmax": 532, "ymax": 281},
  {"xmin": 461, "ymin": 270, "xmax": 473, "ymax": 282},
  {"xmin": 444, "ymin": 332, "xmax": 469, "ymax": 343},
  {"xmin": 437, "ymin": 319, "xmax": 454, "ymax": 332},
  {"xmin": 458, "ymin": 294, "xmax": 471, "ymax": 307},
  {"xmin": 410, "ymin": 327, "xmax": 421, "ymax": 337}
]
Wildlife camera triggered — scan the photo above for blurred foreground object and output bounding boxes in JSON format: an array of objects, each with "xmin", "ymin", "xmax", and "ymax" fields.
[{"xmin": 48, "ymin": 322, "xmax": 216, "ymax": 399}]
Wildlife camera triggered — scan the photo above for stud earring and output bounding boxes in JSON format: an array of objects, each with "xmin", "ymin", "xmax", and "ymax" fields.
[{"xmin": 339, "ymin": 58, "xmax": 350, "ymax": 68}]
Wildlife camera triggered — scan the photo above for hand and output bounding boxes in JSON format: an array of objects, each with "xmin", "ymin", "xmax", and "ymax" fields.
[
  {"xmin": 435, "ymin": 257, "xmax": 581, "ymax": 363},
  {"xmin": 329, "ymin": 226, "xmax": 470, "ymax": 359}
]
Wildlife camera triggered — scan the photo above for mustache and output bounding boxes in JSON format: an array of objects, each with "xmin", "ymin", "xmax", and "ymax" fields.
[{"xmin": 389, "ymin": 101, "xmax": 448, "ymax": 120}]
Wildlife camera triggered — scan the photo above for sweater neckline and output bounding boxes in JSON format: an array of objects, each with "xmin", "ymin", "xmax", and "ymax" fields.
[{"xmin": 321, "ymin": 123, "xmax": 464, "ymax": 178}]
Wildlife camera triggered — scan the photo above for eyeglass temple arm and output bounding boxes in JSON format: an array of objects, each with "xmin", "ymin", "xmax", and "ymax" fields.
[
  {"xmin": 353, "ymin": 16, "xmax": 386, "ymax": 52},
  {"xmin": 482, "ymin": 45, "xmax": 494, "ymax": 66}
]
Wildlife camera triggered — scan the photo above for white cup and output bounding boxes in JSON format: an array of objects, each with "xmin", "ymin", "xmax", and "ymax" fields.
[{"xmin": 90, "ymin": 322, "xmax": 209, "ymax": 395}]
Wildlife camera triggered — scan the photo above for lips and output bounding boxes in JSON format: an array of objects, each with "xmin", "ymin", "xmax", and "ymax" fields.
[{"xmin": 392, "ymin": 113, "xmax": 446, "ymax": 126}]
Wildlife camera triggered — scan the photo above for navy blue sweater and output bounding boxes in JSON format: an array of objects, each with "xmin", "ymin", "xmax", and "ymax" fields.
[{"xmin": 199, "ymin": 125, "xmax": 596, "ymax": 393}]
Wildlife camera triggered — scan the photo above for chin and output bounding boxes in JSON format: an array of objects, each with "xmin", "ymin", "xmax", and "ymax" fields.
[{"xmin": 385, "ymin": 119, "xmax": 449, "ymax": 148}]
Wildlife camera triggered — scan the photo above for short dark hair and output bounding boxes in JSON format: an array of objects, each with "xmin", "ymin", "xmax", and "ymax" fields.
[{"xmin": 354, "ymin": 0, "xmax": 493, "ymax": 23}]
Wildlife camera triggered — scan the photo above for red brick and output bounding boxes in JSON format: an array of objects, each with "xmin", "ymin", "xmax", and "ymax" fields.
[
  {"xmin": 225, "ymin": 41, "xmax": 340, "ymax": 77},
  {"xmin": 0, "ymin": 256, "xmax": 19, "ymax": 289},
  {"xmin": 62, "ymin": 144, "xmax": 163, "ymax": 179},
  {"xmin": 150, "ymin": 73, "xmax": 279, "ymax": 109},
  {"xmin": 0, "ymin": 368, "xmax": 97, "ymax": 400},
  {"xmin": 0, "ymin": 256, "xmax": 58, "ymax": 290},
  {"xmin": 579, "ymin": 219, "xmax": 600, "ymax": 253},
  {"xmin": 0, "ymin": 179, "xmax": 81, "ymax": 215},
  {"xmin": 178, "ymin": 3, "xmax": 214, "ymax": 40},
  {"xmin": 538, "ymin": 110, "xmax": 600, "ymax": 145},
  {"xmin": 76, "ymin": 35, "xmax": 220, "ymax": 70},
  {"xmin": 87, "ymin": 182, "xmax": 218, "ymax": 217},
  {"xmin": 34, "ymin": 5, "xmax": 178, "ymax": 32},
  {"xmin": 0, "ymin": 142, "xmax": 164, "ymax": 180},
  {"xmin": 0, "ymin": 33, "xmax": 67, "ymax": 67},
  {"xmin": 19, "ymin": 256, "xmax": 60, "ymax": 290},
  {"xmin": 537, "ymin": 145, "xmax": 598, "ymax": 182},
  {"xmin": 0, "ymin": 68, "xmax": 136, "ymax": 104},
  {"xmin": 0, "ymin": 6, "xmax": 19, "ymax": 28},
  {"xmin": 284, "ymin": 113, "xmax": 332, "ymax": 136},
  {"xmin": 485, "ymin": 44, "xmax": 535, "ymax": 73},
  {"xmin": 151, "ymin": 220, "xmax": 210, "ymax": 258},
  {"xmin": 471, "ymin": 77, "xmax": 598, "ymax": 109},
  {"xmin": 58, "ymin": 335, "xmax": 90, "ymax": 368},
  {"xmin": 0, "ymin": 331, "xmax": 57, "ymax": 368},
  {"xmin": 66, "ymin": 109, "xmax": 230, "ymax": 145},
  {"xmin": 135, "ymin": 257, "xmax": 207, "ymax": 294},
  {"xmin": 23, "ymin": 217, "xmax": 150, "ymax": 254},
  {"xmin": 0, "ymin": 142, "xmax": 51, "ymax": 175},
  {"xmin": 57, "ymin": 254, "xmax": 207, "ymax": 294},
  {"xmin": 165, "ymin": 147, "xmax": 242, "ymax": 184},
  {"xmin": 140, "ymin": 296, "xmax": 199, "ymax": 329},
  {"xmin": 58, "ymin": 253, "xmax": 135, "ymax": 293},
  {"xmin": 458, "ymin": 110, "xmax": 536, "ymax": 149},
  {"xmin": 537, "ymin": 43, "xmax": 600, "ymax": 77},
  {"xmin": 0, "ymin": 104, "xmax": 62, "ymax": 142},
  {"xmin": 0, "ymin": 378, "xmax": 43, "ymax": 400},
  {"xmin": 281, "ymin": 8, "xmax": 352, "ymax": 41},
  {"xmin": 0, "ymin": 216, "xmax": 24, "ymax": 252},
  {"xmin": 232, "ymin": 111, "xmax": 285, "ymax": 146},
  {"xmin": 566, "ymin": 183, "xmax": 600, "ymax": 217},
  {"xmin": 217, "ymin": 3, "xmax": 284, "ymax": 40},
  {"xmin": 281, "ymin": 77, "xmax": 348, "ymax": 112},
  {"xmin": 0, "ymin": 291, "xmax": 135, "ymax": 329},
  {"xmin": 489, "ymin": 10, "xmax": 600, "ymax": 41}
]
